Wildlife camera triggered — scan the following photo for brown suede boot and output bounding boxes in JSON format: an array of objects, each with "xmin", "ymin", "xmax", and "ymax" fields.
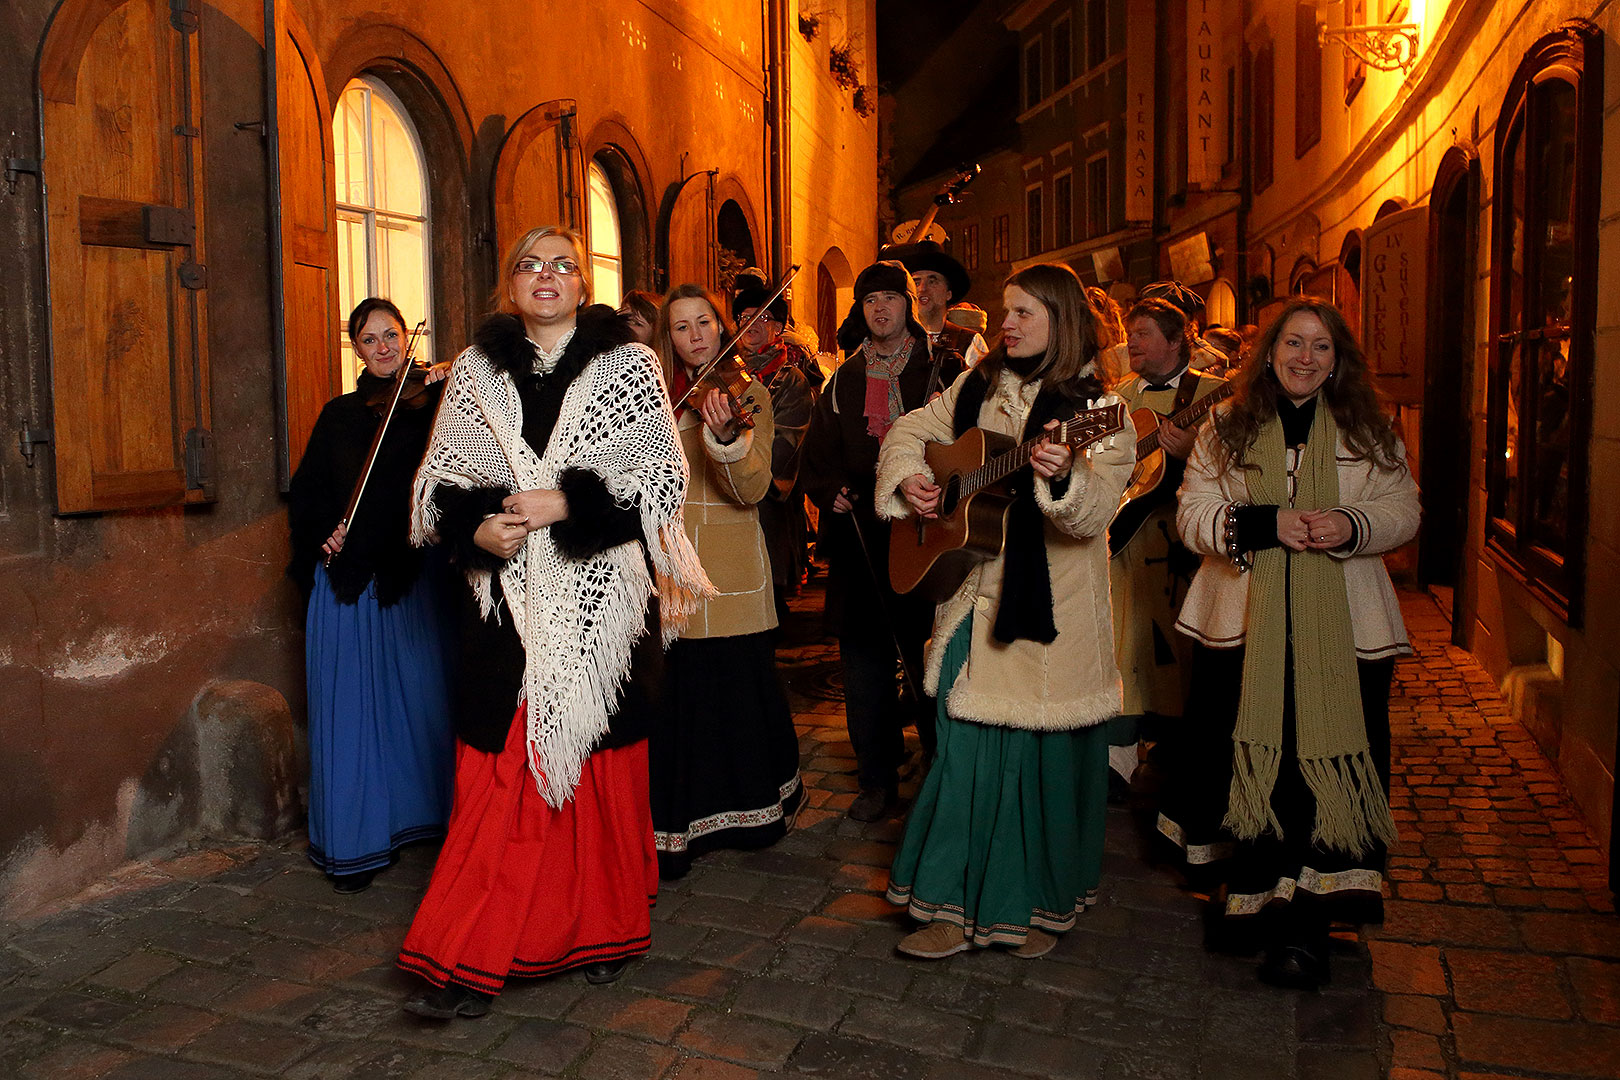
[{"xmin": 897, "ymin": 921, "xmax": 971, "ymax": 959}]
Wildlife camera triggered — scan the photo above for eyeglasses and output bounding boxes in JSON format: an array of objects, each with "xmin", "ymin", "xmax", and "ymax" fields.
[{"xmin": 513, "ymin": 257, "xmax": 580, "ymax": 276}]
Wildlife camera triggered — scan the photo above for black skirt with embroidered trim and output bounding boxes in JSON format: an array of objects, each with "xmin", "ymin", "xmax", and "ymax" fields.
[
  {"xmin": 1156, "ymin": 642, "xmax": 1393, "ymax": 927},
  {"xmin": 650, "ymin": 632, "xmax": 804, "ymax": 879}
]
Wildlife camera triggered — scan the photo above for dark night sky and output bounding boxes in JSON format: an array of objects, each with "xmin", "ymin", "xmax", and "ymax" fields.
[{"xmin": 875, "ymin": 0, "xmax": 986, "ymax": 87}]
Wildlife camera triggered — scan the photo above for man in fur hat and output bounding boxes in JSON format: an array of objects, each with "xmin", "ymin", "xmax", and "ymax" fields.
[
  {"xmin": 884, "ymin": 240, "xmax": 988, "ymax": 367},
  {"xmin": 802, "ymin": 261, "xmax": 964, "ymax": 821}
]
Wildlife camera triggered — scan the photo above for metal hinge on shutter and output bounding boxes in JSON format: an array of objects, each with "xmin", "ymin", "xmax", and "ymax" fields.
[
  {"xmin": 185, "ymin": 427, "xmax": 216, "ymax": 497},
  {"xmin": 18, "ymin": 425, "xmax": 52, "ymax": 467},
  {"xmin": 170, "ymin": 0, "xmax": 199, "ymax": 32}
]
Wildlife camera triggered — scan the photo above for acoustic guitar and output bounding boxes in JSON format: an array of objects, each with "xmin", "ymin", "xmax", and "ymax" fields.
[
  {"xmin": 1107, "ymin": 380, "xmax": 1234, "ymax": 556},
  {"xmin": 889, "ymin": 402, "xmax": 1129, "ymax": 601}
]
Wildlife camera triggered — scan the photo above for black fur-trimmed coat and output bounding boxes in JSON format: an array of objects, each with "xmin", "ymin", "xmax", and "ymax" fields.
[{"xmin": 431, "ymin": 305, "xmax": 663, "ymax": 754}]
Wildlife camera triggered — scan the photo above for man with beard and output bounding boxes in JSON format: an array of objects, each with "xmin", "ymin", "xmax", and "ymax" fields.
[
  {"xmin": 802, "ymin": 262, "xmax": 963, "ymax": 821},
  {"xmin": 884, "ymin": 240, "xmax": 988, "ymax": 368}
]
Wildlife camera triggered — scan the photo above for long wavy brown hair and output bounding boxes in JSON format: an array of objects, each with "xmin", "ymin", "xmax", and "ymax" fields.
[
  {"xmin": 1213, "ymin": 296, "xmax": 1403, "ymax": 473},
  {"xmin": 977, "ymin": 263, "xmax": 1106, "ymax": 398}
]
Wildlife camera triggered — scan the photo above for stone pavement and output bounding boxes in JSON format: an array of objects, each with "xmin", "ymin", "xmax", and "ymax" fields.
[{"xmin": 0, "ymin": 588, "xmax": 1614, "ymax": 1080}]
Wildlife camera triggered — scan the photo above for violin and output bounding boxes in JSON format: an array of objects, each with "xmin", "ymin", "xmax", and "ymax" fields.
[
  {"xmin": 687, "ymin": 352, "xmax": 762, "ymax": 431},
  {"xmin": 327, "ymin": 320, "xmax": 429, "ymax": 567},
  {"xmin": 359, "ymin": 356, "xmax": 439, "ymax": 411},
  {"xmin": 673, "ymin": 264, "xmax": 802, "ymax": 432}
]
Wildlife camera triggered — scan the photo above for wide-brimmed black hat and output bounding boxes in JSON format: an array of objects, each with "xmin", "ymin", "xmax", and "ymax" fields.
[
  {"xmin": 881, "ymin": 240, "xmax": 971, "ymax": 304},
  {"xmin": 732, "ymin": 286, "xmax": 788, "ymax": 326}
]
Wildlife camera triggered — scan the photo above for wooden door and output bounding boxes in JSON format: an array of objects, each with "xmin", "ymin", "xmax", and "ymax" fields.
[
  {"xmin": 665, "ymin": 174, "xmax": 714, "ymax": 291},
  {"xmin": 271, "ymin": 0, "xmax": 341, "ymax": 481},
  {"xmin": 491, "ymin": 100, "xmax": 580, "ymax": 261},
  {"xmin": 40, "ymin": 0, "xmax": 211, "ymax": 512}
]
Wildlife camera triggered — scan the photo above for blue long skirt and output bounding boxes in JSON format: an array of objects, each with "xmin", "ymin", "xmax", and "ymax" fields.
[{"xmin": 305, "ymin": 562, "xmax": 454, "ymax": 875}]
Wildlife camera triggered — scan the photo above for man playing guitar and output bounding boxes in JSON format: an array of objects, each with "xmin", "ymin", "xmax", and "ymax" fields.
[{"xmin": 1107, "ymin": 297, "xmax": 1228, "ymax": 794}]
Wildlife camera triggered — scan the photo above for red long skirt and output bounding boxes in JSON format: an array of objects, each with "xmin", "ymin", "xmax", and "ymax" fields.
[{"xmin": 396, "ymin": 707, "xmax": 657, "ymax": 994}]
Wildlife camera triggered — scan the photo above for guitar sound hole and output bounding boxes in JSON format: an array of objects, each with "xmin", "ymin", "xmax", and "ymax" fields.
[{"xmin": 940, "ymin": 477, "xmax": 960, "ymax": 518}]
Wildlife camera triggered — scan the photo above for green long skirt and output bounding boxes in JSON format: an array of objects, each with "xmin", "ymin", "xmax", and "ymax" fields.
[{"xmin": 885, "ymin": 622, "xmax": 1111, "ymax": 948}]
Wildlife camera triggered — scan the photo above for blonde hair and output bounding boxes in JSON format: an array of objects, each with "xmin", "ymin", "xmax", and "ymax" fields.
[{"xmin": 492, "ymin": 225, "xmax": 593, "ymax": 314}]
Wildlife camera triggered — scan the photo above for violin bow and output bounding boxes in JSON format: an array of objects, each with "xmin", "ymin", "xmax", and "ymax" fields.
[
  {"xmin": 672, "ymin": 263, "xmax": 802, "ymax": 414},
  {"xmin": 325, "ymin": 320, "xmax": 428, "ymax": 567}
]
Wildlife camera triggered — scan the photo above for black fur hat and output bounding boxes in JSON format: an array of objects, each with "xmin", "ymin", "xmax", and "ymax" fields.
[{"xmin": 835, "ymin": 260, "xmax": 928, "ymax": 354}]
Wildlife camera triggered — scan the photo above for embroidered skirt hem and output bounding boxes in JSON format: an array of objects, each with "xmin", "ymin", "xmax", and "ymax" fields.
[
  {"xmin": 397, "ymin": 708, "xmax": 657, "ymax": 995},
  {"xmin": 651, "ymin": 633, "xmax": 803, "ymax": 879},
  {"xmin": 1157, "ymin": 643, "xmax": 1393, "ymax": 926},
  {"xmin": 886, "ymin": 622, "xmax": 1111, "ymax": 948}
]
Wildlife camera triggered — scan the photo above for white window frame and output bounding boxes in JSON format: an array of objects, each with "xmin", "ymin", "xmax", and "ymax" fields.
[
  {"xmin": 334, "ymin": 76, "xmax": 434, "ymax": 388},
  {"xmin": 587, "ymin": 159, "xmax": 624, "ymax": 308}
]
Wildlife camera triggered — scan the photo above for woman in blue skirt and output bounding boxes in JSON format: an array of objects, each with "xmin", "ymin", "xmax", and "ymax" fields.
[{"xmin": 287, "ymin": 298, "xmax": 454, "ymax": 892}]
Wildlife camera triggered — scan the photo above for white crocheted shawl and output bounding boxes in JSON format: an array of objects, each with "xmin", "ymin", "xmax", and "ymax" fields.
[{"xmin": 411, "ymin": 329, "xmax": 713, "ymax": 807}]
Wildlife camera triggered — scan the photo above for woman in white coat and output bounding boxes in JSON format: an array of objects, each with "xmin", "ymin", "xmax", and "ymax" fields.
[{"xmin": 1160, "ymin": 296, "xmax": 1419, "ymax": 990}]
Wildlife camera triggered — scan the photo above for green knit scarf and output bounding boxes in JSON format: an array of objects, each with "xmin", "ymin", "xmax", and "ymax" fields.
[{"xmin": 1224, "ymin": 404, "xmax": 1399, "ymax": 858}]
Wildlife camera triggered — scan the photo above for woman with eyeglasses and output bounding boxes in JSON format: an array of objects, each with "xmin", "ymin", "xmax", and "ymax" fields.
[
  {"xmin": 396, "ymin": 227, "xmax": 711, "ymax": 1019},
  {"xmin": 286, "ymin": 297, "xmax": 453, "ymax": 894},
  {"xmin": 648, "ymin": 284, "xmax": 805, "ymax": 880}
]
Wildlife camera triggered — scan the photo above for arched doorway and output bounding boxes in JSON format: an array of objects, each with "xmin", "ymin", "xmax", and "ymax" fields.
[
  {"xmin": 716, "ymin": 199, "xmax": 757, "ymax": 292},
  {"xmin": 818, "ymin": 246, "xmax": 854, "ymax": 357},
  {"xmin": 1421, "ymin": 145, "xmax": 1481, "ymax": 629}
]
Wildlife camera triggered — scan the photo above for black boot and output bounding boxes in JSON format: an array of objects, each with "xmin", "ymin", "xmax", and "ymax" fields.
[
  {"xmin": 583, "ymin": 958, "xmax": 630, "ymax": 985},
  {"xmin": 404, "ymin": 982, "xmax": 492, "ymax": 1019},
  {"xmin": 1258, "ymin": 904, "xmax": 1331, "ymax": 990}
]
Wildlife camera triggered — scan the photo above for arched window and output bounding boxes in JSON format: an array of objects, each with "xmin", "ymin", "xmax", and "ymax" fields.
[
  {"xmin": 333, "ymin": 76, "xmax": 433, "ymax": 387},
  {"xmin": 587, "ymin": 160, "xmax": 624, "ymax": 307},
  {"xmin": 1205, "ymin": 280, "xmax": 1237, "ymax": 328},
  {"xmin": 1485, "ymin": 24, "xmax": 1600, "ymax": 622}
]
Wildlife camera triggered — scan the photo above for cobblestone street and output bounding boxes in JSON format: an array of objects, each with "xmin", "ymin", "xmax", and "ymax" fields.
[{"xmin": 1, "ymin": 589, "xmax": 1616, "ymax": 1080}]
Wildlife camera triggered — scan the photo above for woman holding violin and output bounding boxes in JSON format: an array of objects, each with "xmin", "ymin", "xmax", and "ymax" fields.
[
  {"xmin": 651, "ymin": 284, "xmax": 804, "ymax": 879},
  {"xmin": 286, "ymin": 297, "xmax": 454, "ymax": 893}
]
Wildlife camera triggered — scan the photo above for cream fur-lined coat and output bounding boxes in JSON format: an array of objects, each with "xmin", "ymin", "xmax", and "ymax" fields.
[{"xmin": 875, "ymin": 366, "xmax": 1137, "ymax": 731}]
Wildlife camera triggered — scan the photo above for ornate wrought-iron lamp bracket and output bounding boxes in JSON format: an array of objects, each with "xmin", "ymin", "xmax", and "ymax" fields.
[{"xmin": 1318, "ymin": 20, "xmax": 1421, "ymax": 72}]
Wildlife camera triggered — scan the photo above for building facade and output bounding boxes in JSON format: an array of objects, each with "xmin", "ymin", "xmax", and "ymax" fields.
[{"xmin": 0, "ymin": 0, "xmax": 877, "ymax": 915}]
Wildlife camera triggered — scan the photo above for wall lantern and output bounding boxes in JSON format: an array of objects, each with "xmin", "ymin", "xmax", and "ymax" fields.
[{"xmin": 1317, "ymin": 5, "xmax": 1420, "ymax": 73}]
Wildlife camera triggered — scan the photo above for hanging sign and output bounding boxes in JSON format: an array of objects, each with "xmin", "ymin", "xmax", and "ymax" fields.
[
  {"xmin": 1125, "ymin": 9, "xmax": 1155, "ymax": 221},
  {"xmin": 1361, "ymin": 205, "xmax": 1428, "ymax": 405},
  {"xmin": 1187, "ymin": 0, "xmax": 1227, "ymax": 186}
]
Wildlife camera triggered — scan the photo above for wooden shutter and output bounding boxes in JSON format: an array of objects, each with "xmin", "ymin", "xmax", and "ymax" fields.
[
  {"xmin": 269, "ymin": 0, "xmax": 340, "ymax": 482},
  {"xmin": 40, "ymin": 0, "xmax": 212, "ymax": 513},
  {"xmin": 666, "ymin": 173, "xmax": 715, "ymax": 290},
  {"xmin": 492, "ymin": 99, "xmax": 580, "ymax": 261}
]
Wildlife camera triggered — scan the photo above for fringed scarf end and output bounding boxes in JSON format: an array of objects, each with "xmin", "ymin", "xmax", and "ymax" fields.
[
  {"xmin": 1223, "ymin": 741, "xmax": 1284, "ymax": 841},
  {"xmin": 1301, "ymin": 749, "xmax": 1399, "ymax": 858}
]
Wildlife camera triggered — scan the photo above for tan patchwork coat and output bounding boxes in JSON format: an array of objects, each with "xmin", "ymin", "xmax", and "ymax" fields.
[{"xmin": 677, "ymin": 378, "xmax": 778, "ymax": 639}]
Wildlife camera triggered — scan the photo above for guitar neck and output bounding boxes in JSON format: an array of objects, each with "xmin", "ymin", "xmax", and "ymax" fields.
[
  {"xmin": 960, "ymin": 406, "xmax": 1121, "ymax": 497},
  {"xmin": 1135, "ymin": 380, "xmax": 1234, "ymax": 457}
]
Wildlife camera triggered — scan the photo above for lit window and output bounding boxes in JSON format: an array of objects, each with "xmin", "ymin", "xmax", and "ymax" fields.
[
  {"xmin": 333, "ymin": 77, "xmax": 432, "ymax": 388},
  {"xmin": 1485, "ymin": 26, "xmax": 1598, "ymax": 621},
  {"xmin": 588, "ymin": 161, "xmax": 623, "ymax": 308}
]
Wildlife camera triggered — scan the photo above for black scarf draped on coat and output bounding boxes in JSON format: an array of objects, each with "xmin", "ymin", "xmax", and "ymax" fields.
[{"xmin": 949, "ymin": 359, "xmax": 1104, "ymax": 645}]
